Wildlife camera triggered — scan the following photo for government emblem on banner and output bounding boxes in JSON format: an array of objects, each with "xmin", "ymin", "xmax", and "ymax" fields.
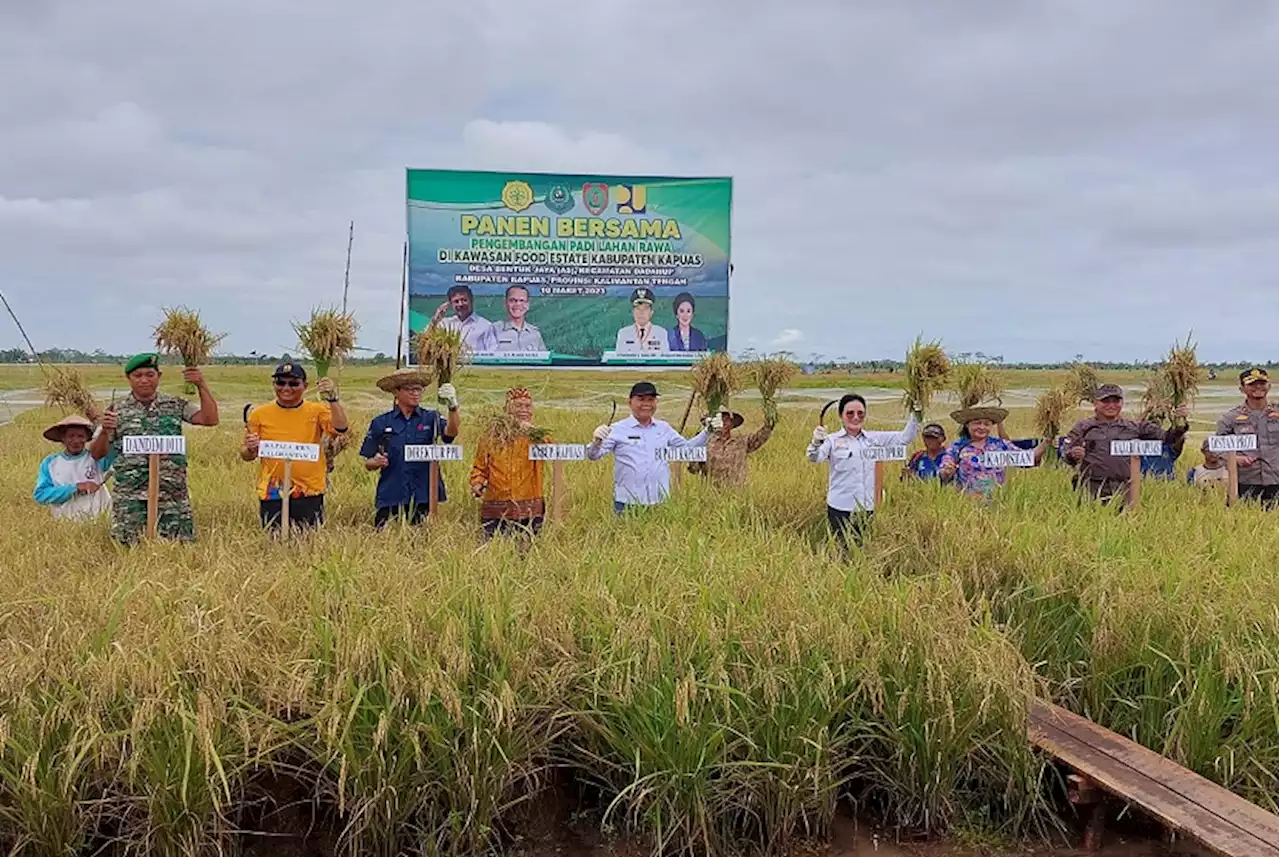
[
  {"xmin": 616, "ymin": 184, "xmax": 647, "ymax": 214},
  {"xmin": 501, "ymin": 180, "xmax": 534, "ymax": 212},
  {"xmin": 544, "ymin": 183, "xmax": 574, "ymax": 214},
  {"xmin": 583, "ymin": 182, "xmax": 609, "ymax": 215}
]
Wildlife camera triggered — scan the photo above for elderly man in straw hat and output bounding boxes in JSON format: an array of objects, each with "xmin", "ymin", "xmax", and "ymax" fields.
[
  {"xmin": 469, "ymin": 387, "xmax": 549, "ymax": 541},
  {"xmin": 689, "ymin": 407, "xmax": 772, "ymax": 488},
  {"xmin": 939, "ymin": 404, "xmax": 1045, "ymax": 500},
  {"xmin": 90, "ymin": 352, "xmax": 219, "ymax": 543},
  {"xmin": 33, "ymin": 414, "xmax": 117, "ymax": 520},
  {"xmin": 359, "ymin": 366, "xmax": 461, "ymax": 528}
]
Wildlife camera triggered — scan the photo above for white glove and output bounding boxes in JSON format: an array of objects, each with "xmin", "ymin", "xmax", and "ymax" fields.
[
  {"xmin": 592, "ymin": 424, "xmax": 611, "ymax": 444},
  {"xmin": 811, "ymin": 426, "xmax": 828, "ymax": 445},
  {"xmin": 709, "ymin": 413, "xmax": 724, "ymax": 432},
  {"xmin": 437, "ymin": 383, "xmax": 458, "ymax": 409}
]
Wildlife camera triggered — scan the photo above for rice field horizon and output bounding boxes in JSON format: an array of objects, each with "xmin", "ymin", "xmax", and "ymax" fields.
[{"xmin": 1, "ymin": 364, "xmax": 1275, "ymax": 855}]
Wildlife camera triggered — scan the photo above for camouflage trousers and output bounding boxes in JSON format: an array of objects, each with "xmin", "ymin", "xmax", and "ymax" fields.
[{"xmin": 110, "ymin": 496, "xmax": 196, "ymax": 545}]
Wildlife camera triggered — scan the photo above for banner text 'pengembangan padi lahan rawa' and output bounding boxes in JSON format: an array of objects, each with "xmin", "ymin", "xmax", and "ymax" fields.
[{"xmin": 406, "ymin": 169, "xmax": 732, "ymax": 367}]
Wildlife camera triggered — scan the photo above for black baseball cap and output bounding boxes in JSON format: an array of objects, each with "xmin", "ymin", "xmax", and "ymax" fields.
[
  {"xmin": 629, "ymin": 381, "xmax": 659, "ymax": 398},
  {"xmin": 272, "ymin": 360, "xmax": 307, "ymax": 381},
  {"xmin": 1240, "ymin": 367, "xmax": 1269, "ymax": 385},
  {"xmin": 1094, "ymin": 383, "xmax": 1123, "ymax": 400},
  {"xmin": 922, "ymin": 423, "xmax": 946, "ymax": 438},
  {"xmin": 630, "ymin": 287, "xmax": 655, "ymax": 305}
]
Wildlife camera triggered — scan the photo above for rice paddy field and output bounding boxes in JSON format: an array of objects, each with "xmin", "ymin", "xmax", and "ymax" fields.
[{"xmin": 0, "ymin": 364, "xmax": 1275, "ymax": 856}]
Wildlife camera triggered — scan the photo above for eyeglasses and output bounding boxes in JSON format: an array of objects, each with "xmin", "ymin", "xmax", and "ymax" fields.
[
  {"xmin": 274, "ymin": 379, "xmax": 302, "ymax": 388},
  {"xmin": 400, "ymin": 385, "xmax": 424, "ymax": 394},
  {"xmin": 844, "ymin": 410, "xmax": 866, "ymax": 418}
]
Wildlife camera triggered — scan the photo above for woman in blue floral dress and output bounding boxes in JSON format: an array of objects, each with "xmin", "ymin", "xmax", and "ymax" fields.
[{"xmin": 939, "ymin": 406, "xmax": 1046, "ymax": 500}]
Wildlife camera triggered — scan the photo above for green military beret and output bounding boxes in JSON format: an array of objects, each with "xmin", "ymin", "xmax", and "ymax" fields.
[{"xmin": 124, "ymin": 352, "xmax": 160, "ymax": 375}]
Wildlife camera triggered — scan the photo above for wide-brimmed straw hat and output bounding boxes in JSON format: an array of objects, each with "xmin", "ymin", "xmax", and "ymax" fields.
[
  {"xmin": 43, "ymin": 414, "xmax": 95, "ymax": 442},
  {"xmin": 949, "ymin": 406, "xmax": 1009, "ymax": 426},
  {"xmin": 376, "ymin": 367, "xmax": 433, "ymax": 393},
  {"xmin": 718, "ymin": 409, "xmax": 745, "ymax": 428}
]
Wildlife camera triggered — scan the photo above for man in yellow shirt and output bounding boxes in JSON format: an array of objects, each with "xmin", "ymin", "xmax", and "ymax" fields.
[
  {"xmin": 469, "ymin": 387, "xmax": 547, "ymax": 541},
  {"xmin": 241, "ymin": 361, "xmax": 349, "ymax": 530}
]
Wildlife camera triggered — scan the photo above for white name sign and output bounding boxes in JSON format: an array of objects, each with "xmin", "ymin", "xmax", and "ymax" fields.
[
  {"xmin": 655, "ymin": 446, "xmax": 707, "ymax": 462},
  {"xmin": 529, "ymin": 444, "xmax": 587, "ymax": 461},
  {"xmin": 123, "ymin": 435, "xmax": 186, "ymax": 455},
  {"xmin": 979, "ymin": 450, "xmax": 1036, "ymax": 468},
  {"xmin": 1110, "ymin": 440, "xmax": 1164, "ymax": 457},
  {"xmin": 1207, "ymin": 434, "xmax": 1258, "ymax": 453},
  {"xmin": 861, "ymin": 445, "xmax": 908, "ymax": 462},
  {"xmin": 258, "ymin": 440, "xmax": 320, "ymax": 462},
  {"xmin": 404, "ymin": 444, "xmax": 463, "ymax": 462}
]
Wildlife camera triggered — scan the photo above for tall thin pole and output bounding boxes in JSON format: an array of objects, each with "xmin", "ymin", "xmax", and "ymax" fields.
[
  {"xmin": 395, "ymin": 241, "xmax": 408, "ymax": 369},
  {"xmin": 0, "ymin": 289, "xmax": 44, "ymax": 366},
  {"xmin": 341, "ymin": 220, "xmax": 354, "ymax": 314}
]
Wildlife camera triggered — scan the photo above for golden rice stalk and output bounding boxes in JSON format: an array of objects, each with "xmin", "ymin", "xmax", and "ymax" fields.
[
  {"xmin": 1063, "ymin": 362, "xmax": 1100, "ymax": 405},
  {"xmin": 416, "ymin": 324, "xmax": 467, "ymax": 385},
  {"xmin": 901, "ymin": 337, "xmax": 951, "ymax": 414},
  {"xmin": 690, "ymin": 352, "xmax": 747, "ymax": 414},
  {"xmin": 1161, "ymin": 332, "xmax": 1203, "ymax": 410},
  {"xmin": 1139, "ymin": 371, "xmax": 1175, "ymax": 424},
  {"xmin": 477, "ymin": 407, "xmax": 551, "ymax": 445},
  {"xmin": 153, "ymin": 306, "xmax": 224, "ymax": 367},
  {"xmin": 42, "ymin": 366, "xmax": 100, "ymax": 420},
  {"xmin": 951, "ymin": 362, "xmax": 1004, "ymax": 410},
  {"xmin": 751, "ymin": 355, "xmax": 798, "ymax": 426},
  {"xmin": 292, "ymin": 307, "xmax": 359, "ymax": 379},
  {"xmin": 1033, "ymin": 386, "xmax": 1075, "ymax": 440}
]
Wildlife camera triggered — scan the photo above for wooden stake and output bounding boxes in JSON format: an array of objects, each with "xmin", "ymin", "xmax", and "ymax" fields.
[
  {"xmin": 1226, "ymin": 451, "xmax": 1239, "ymax": 506},
  {"xmin": 281, "ymin": 460, "xmax": 293, "ymax": 532},
  {"xmin": 874, "ymin": 460, "xmax": 885, "ymax": 505},
  {"xmin": 1127, "ymin": 456, "xmax": 1141, "ymax": 509},
  {"xmin": 551, "ymin": 461, "xmax": 566, "ymax": 521},
  {"xmin": 395, "ymin": 240, "xmax": 408, "ymax": 370},
  {"xmin": 428, "ymin": 461, "xmax": 439, "ymax": 518},
  {"xmin": 146, "ymin": 453, "xmax": 159, "ymax": 538}
]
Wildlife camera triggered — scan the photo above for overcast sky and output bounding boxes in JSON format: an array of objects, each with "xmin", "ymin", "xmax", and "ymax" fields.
[{"xmin": 2, "ymin": 1, "xmax": 1276, "ymax": 364}]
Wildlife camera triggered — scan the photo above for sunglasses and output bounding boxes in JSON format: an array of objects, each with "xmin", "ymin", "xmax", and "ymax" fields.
[{"xmin": 273, "ymin": 378, "xmax": 302, "ymax": 388}]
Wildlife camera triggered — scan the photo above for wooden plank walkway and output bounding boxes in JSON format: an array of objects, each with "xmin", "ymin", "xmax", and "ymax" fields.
[{"xmin": 1028, "ymin": 698, "xmax": 1279, "ymax": 857}]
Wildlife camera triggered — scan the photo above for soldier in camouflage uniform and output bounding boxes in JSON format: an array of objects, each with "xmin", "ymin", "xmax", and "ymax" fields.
[
  {"xmin": 689, "ymin": 409, "xmax": 775, "ymax": 488},
  {"xmin": 90, "ymin": 353, "xmax": 220, "ymax": 544}
]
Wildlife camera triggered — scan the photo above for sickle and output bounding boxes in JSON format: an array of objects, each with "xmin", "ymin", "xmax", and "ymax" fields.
[
  {"xmin": 609, "ymin": 399, "xmax": 617, "ymax": 424},
  {"xmin": 242, "ymin": 403, "xmax": 252, "ymax": 424},
  {"xmin": 819, "ymin": 399, "xmax": 838, "ymax": 427}
]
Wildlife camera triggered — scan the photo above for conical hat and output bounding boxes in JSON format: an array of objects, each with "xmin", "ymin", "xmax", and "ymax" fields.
[
  {"xmin": 43, "ymin": 414, "xmax": 95, "ymax": 442},
  {"xmin": 949, "ymin": 405, "xmax": 1009, "ymax": 426},
  {"xmin": 376, "ymin": 367, "xmax": 433, "ymax": 393}
]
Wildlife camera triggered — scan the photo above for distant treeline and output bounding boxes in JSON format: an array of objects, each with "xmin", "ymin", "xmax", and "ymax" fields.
[{"xmin": 0, "ymin": 347, "xmax": 1273, "ymax": 373}]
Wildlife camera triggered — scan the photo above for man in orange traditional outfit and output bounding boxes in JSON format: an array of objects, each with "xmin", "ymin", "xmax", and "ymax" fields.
[{"xmin": 469, "ymin": 387, "xmax": 548, "ymax": 541}]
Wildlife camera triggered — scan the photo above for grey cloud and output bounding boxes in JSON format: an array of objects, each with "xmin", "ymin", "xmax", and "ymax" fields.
[{"xmin": 0, "ymin": 0, "xmax": 1274, "ymax": 363}]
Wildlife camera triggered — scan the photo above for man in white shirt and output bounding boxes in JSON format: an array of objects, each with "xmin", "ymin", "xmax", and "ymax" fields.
[
  {"xmin": 807, "ymin": 393, "xmax": 920, "ymax": 551},
  {"xmin": 613, "ymin": 288, "xmax": 669, "ymax": 355},
  {"xmin": 431, "ymin": 285, "xmax": 496, "ymax": 353},
  {"xmin": 587, "ymin": 381, "xmax": 711, "ymax": 512},
  {"xmin": 493, "ymin": 285, "xmax": 548, "ymax": 352}
]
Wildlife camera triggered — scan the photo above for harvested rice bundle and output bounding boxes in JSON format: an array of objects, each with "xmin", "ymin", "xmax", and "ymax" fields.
[
  {"xmin": 154, "ymin": 306, "xmax": 224, "ymax": 393},
  {"xmin": 1139, "ymin": 372, "xmax": 1175, "ymax": 424},
  {"xmin": 476, "ymin": 406, "xmax": 552, "ymax": 446},
  {"xmin": 751, "ymin": 355, "xmax": 798, "ymax": 426},
  {"xmin": 951, "ymin": 362, "xmax": 1004, "ymax": 410},
  {"xmin": 901, "ymin": 337, "xmax": 951, "ymax": 415},
  {"xmin": 42, "ymin": 366, "xmax": 100, "ymax": 420},
  {"xmin": 416, "ymin": 324, "xmax": 467, "ymax": 386},
  {"xmin": 292, "ymin": 307, "xmax": 359, "ymax": 379},
  {"xmin": 1063, "ymin": 362, "xmax": 1100, "ymax": 405},
  {"xmin": 690, "ymin": 352, "xmax": 747, "ymax": 415},
  {"xmin": 1033, "ymin": 386, "xmax": 1075, "ymax": 440},
  {"xmin": 154, "ymin": 307, "xmax": 224, "ymax": 367},
  {"xmin": 1161, "ymin": 332, "xmax": 1203, "ymax": 411}
]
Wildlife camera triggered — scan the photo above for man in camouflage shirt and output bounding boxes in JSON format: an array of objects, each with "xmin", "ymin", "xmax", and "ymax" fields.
[
  {"xmin": 1215, "ymin": 367, "xmax": 1278, "ymax": 509},
  {"xmin": 689, "ymin": 408, "xmax": 775, "ymax": 488},
  {"xmin": 90, "ymin": 353, "xmax": 220, "ymax": 543}
]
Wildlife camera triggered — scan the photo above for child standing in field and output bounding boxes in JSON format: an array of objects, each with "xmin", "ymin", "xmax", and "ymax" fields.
[
  {"xmin": 1187, "ymin": 439, "xmax": 1229, "ymax": 489},
  {"xmin": 33, "ymin": 414, "xmax": 116, "ymax": 520}
]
